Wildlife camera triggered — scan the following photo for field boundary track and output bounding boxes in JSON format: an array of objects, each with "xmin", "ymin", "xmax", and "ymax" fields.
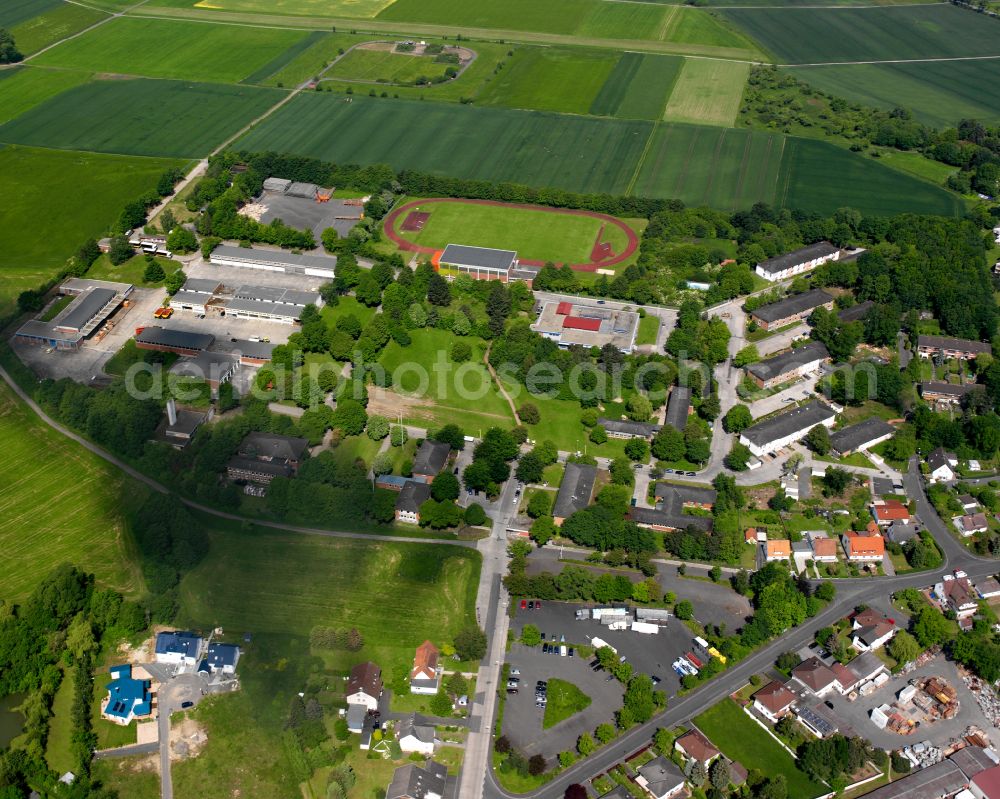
[{"xmin": 383, "ymin": 197, "xmax": 639, "ymax": 271}]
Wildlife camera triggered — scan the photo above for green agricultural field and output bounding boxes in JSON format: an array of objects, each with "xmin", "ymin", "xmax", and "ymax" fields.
[
  {"xmin": 694, "ymin": 700, "xmax": 825, "ymax": 798},
  {"xmin": 788, "ymin": 60, "xmax": 1000, "ymax": 127},
  {"xmin": 389, "ymin": 199, "xmax": 635, "ymax": 265},
  {"xmin": 259, "ymin": 32, "xmax": 364, "ymax": 87},
  {"xmin": 632, "ymin": 124, "xmax": 784, "ymax": 210},
  {"xmin": 0, "ymin": 0, "xmax": 62, "ymax": 28},
  {"xmin": 776, "ymin": 136, "xmax": 965, "ymax": 217},
  {"xmin": 0, "ymin": 67, "xmax": 91, "ymax": 126},
  {"xmin": 0, "ymin": 146, "xmax": 183, "ymax": 315},
  {"xmin": 662, "ymin": 58, "xmax": 749, "ymax": 127},
  {"xmin": 154, "ymin": 0, "xmax": 397, "ymax": 16},
  {"xmin": 589, "ymin": 52, "xmax": 683, "ymax": 120},
  {"xmin": 241, "ymin": 30, "xmax": 326, "ymax": 84},
  {"xmin": 34, "ymin": 17, "xmax": 310, "ymax": 83},
  {"xmin": 477, "ymin": 47, "xmax": 618, "ymax": 115},
  {"xmin": 0, "ymin": 78, "xmax": 285, "ymax": 157},
  {"xmin": 235, "ymin": 93, "xmax": 650, "ymax": 195},
  {"xmin": 723, "ymin": 4, "xmax": 1000, "ymax": 63},
  {"xmin": 10, "ymin": 2, "xmax": 107, "ymax": 56},
  {"xmin": 0, "ymin": 381, "xmax": 146, "ymax": 603},
  {"xmin": 325, "ymin": 45, "xmax": 456, "ymax": 86}
]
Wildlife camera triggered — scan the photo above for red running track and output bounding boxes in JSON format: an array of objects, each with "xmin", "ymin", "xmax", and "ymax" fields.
[{"xmin": 383, "ymin": 197, "xmax": 639, "ymax": 272}]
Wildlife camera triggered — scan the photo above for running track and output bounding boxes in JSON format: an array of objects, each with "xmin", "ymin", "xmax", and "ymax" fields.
[{"xmin": 382, "ymin": 197, "xmax": 639, "ymax": 272}]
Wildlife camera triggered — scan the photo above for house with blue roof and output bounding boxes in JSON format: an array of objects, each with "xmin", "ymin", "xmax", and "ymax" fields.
[
  {"xmin": 102, "ymin": 665, "xmax": 152, "ymax": 726},
  {"xmin": 206, "ymin": 643, "xmax": 241, "ymax": 675},
  {"xmin": 155, "ymin": 631, "xmax": 202, "ymax": 666}
]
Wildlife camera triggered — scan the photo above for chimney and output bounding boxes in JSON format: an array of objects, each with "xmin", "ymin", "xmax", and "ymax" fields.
[{"xmin": 167, "ymin": 398, "xmax": 177, "ymax": 426}]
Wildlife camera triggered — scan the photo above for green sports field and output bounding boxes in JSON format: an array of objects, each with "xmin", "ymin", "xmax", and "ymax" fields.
[
  {"xmin": 589, "ymin": 52, "xmax": 683, "ymax": 120},
  {"xmin": 325, "ymin": 45, "xmax": 457, "ymax": 86},
  {"xmin": 10, "ymin": 2, "xmax": 107, "ymax": 56},
  {"xmin": 389, "ymin": 199, "xmax": 636, "ymax": 265},
  {"xmin": 0, "ymin": 146, "xmax": 184, "ymax": 315},
  {"xmin": 723, "ymin": 4, "xmax": 1000, "ymax": 63},
  {"xmin": 477, "ymin": 47, "xmax": 618, "ymax": 114},
  {"xmin": 0, "ymin": 67, "xmax": 91, "ymax": 126},
  {"xmin": 0, "ymin": 78, "xmax": 285, "ymax": 157},
  {"xmin": 662, "ymin": 58, "xmax": 749, "ymax": 127},
  {"xmin": 34, "ymin": 17, "xmax": 310, "ymax": 83},
  {"xmin": 0, "ymin": 380, "xmax": 146, "ymax": 603},
  {"xmin": 788, "ymin": 60, "xmax": 1000, "ymax": 128}
]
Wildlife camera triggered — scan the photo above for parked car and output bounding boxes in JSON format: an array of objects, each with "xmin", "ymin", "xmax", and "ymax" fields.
[
  {"xmin": 568, "ymin": 648, "xmax": 575, "ymax": 657},
  {"xmin": 181, "ymin": 701, "xmax": 193, "ymax": 709},
  {"xmin": 520, "ymin": 599, "xmax": 527, "ymax": 610},
  {"xmin": 535, "ymin": 601, "xmax": 542, "ymax": 609},
  {"xmin": 651, "ymin": 675, "xmax": 661, "ymax": 685},
  {"xmin": 685, "ymin": 471, "xmax": 697, "ymax": 476},
  {"xmin": 528, "ymin": 601, "xmax": 535, "ymax": 610},
  {"xmin": 510, "ymin": 668, "xmax": 521, "ymax": 676},
  {"xmin": 507, "ymin": 688, "xmax": 518, "ymax": 695}
]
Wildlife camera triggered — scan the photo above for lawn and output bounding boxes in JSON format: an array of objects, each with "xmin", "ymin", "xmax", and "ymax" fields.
[
  {"xmin": 662, "ymin": 58, "xmax": 750, "ymax": 127},
  {"xmin": 0, "ymin": 381, "xmax": 147, "ymax": 603},
  {"xmin": 722, "ymin": 4, "xmax": 1000, "ymax": 63},
  {"xmin": 542, "ymin": 678, "xmax": 592, "ymax": 729},
  {"xmin": 589, "ymin": 52, "xmax": 684, "ymax": 120},
  {"xmin": 0, "ymin": 145, "xmax": 182, "ymax": 318},
  {"xmin": 34, "ymin": 17, "xmax": 311, "ymax": 83},
  {"xmin": 477, "ymin": 47, "xmax": 618, "ymax": 115},
  {"xmin": 0, "ymin": 78, "xmax": 284, "ymax": 158},
  {"xmin": 693, "ymin": 700, "xmax": 826, "ymax": 798},
  {"xmin": 319, "ymin": 295, "xmax": 377, "ymax": 328},
  {"xmin": 326, "ymin": 45, "xmax": 458, "ymax": 86},
  {"xmin": 39, "ymin": 294, "xmax": 74, "ymax": 322},
  {"xmin": 637, "ymin": 315, "xmax": 660, "ymax": 346},
  {"xmin": 0, "ymin": 67, "xmax": 91, "ymax": 126},
  {"xmin": 388, "ymin": 198, "xmax": 636, "ymax": 267},
  {"xmin": 87, "ymin": 253, "xmax": 183, "ymax": 287},
  {"xmin": 45, "ymin": 666, "xmax": 75, "ymax": 774},
  {"xmin": 787, "ymin": 60, "xmax": 1000, "ymax": 128},
  {"xmin": 9, "ymin": 2, "xmax": 107, "ymax": 56}
]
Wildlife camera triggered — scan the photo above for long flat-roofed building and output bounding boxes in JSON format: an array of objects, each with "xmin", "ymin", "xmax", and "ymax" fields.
[
  {"xmin": 920, "ymin": 381, "xmax": 983, "ymax": 406},
  {"xmin": 917, "ymin": 335, "xmax": 992, "ymax": 361},
  {"xmin": 664, "ymin": 386, "xmax": 692, "ymax": 431},
  {"xmin": 597, "ymin": 417, "xmax": 660, "ymax": 439},
  {"xmin": 532, "ymin": 301, "xmax": 639, "ymax": 353},
  {"xmin": 210, "ymin": 244, "xmax": 337, "ymax": 279},
  {"xmin": 746, "ymin": 341, "xmax": 829, "ymax": 389},
  {"xmin": 750, "ymin": 289, "xmax": 835, "ymax": 331},
  {"xmin": 135, "ymin": 326, "xmax": 215, "ymax": 356},
  {"xmin": 437, "ymin": 244, "xmax": 517, "ymax": 281},
  {"xmin": 755, "ymin": 242, "xmax": 840, "ymax": 282},
  {"xmin": 15, "ymin": 279, "xmax": 134, "ymax": 351},
  {"xmin": 829, "ymin": 417, "xmax": 894, "ymax": 456},
  {"xmin": 740, "ymin": 400, "xmax": 836, "ymax": 457},
  {"xmin": 553, "ymin": 462, "xmax": 597, "ymax": 526}
]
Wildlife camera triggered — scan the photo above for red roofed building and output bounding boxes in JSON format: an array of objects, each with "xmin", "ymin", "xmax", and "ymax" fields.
[
  {"xmin": 563, "ymin": 316, "xmax": 602, "ymax": 332},
  {"xmin": 674, "ymin": 729, "xmax": 721, "ymax": 767},
  {"xmin": 753, "ymin": 681, "xmax": 797, "ymax": 723},
  {"xmin": 842, "ymin": 531, "xmax": 885, "ymax": 562},
  {"xmin": 972, "ymin": 763, "xmax": 1000, "ymax": 798},
  {"xmin": 409, "ymin": 641, "xmax": 441, "ymax": 695},
  {"xmin": 871, "ymin": 500, "xmax": 911, "ymax": 526},
  {"xmin": 810, "ymin": 537, "xmax": 839, "ymax": 562}
]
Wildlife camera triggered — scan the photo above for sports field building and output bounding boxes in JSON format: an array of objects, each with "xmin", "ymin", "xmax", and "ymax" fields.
[
  {"xmin": 739, "ymin": 400, "xmax": 837, "ymax": 457},
  {"xmin": 532, "ymin": 301, "xmax": 639, "ymax": 353},
  {"xmin": 209, "ymin": 244, "xmax": 337, "ymax": 280},
  {"xmin": 434, "ymin": 244, "xmax": 539, "ymax": 286},
  {"xmin": 755, "ymin": 242, "xmax": 840, "ymax": 282},
  {"xmin": 15, "ymin": 278, "xmax": 134, "ymax": 351}
]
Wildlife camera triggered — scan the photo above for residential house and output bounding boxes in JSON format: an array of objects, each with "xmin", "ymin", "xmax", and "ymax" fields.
[
  {"xmin": 410, "ymin": 641, "xmax": 441, "ymax": 695},
  {"xmin": 396, "ymin": 481, "xmax": 433, "ymax": 524},
  {"xmin": 674, "ymin": 729, "xmax": 720, "ymax": 768},
  {"xmin": 829, "ymin": 417, "xmax": 895, "ymax": 457},
  {"xmin": 412, "ymin": 440, "xmax": 451, "ymax": 482},
  {"xmin": 101, "ymin": 665, "xmax": 152, "ymax": 725},
  {"xmin": 830, "ymin": 662, "xmax": 860, "ymax": 695},
  {"xmin": 847, "ymin": 651, "xmax": 887, "ymax": 686},
  {"xmin": 944, "ymin": 577, "xmax": 979, "ymax": 618},
  {"xmin": 958, "ymin": 513, "xmax": 989, "ymax": 537},
  {"xmin": 917, "ymin": 335, "xmax": 991, "ymax": 361},
  {"xmin": 810, "ymin": 536, "xmax": 839, "ymax": 563},
  {"xmin": 386, "ymin": 761, "xmax": 450, "ymax": 799},
  {"xmin": 745, "ymin": 342, "xmax": 829, "ymax": 389},
  {"xmin": 842, "ymin": 530, "xmax": 885, "ymax": 563},
  {"xmin": 346, "ymin": 661, "xmax": 383, "ymax": 711},
  {"xmin": 396, "ymin": 713, "xmax": 438, "ymax": 755},
  {"xmin": 851, "ymin": 608, "xmax": 897, "ymax": 652},
  {"xmin": 154, "ymin": 631, "xmax": 202, "ymax": 666},
  {"xmin": 927, "ymin": 448, "xmax": 958, "ymax": 482},
  {"xmin": 959, "ymin": 494, "xmax": 981, "ymax": 513},
  {"xmin": 791, "ymin": 656, "xmax": 842, "ymax": 697},
  {"xmin": 885, "ymin": 522, "xmax": 917, "ymax": 545},
  {"xmin": 765, "ymin": 539, "xmax": 792, "ymax": 562},
  {"xmin": 871, "ymin": 500, "xmax": 911, "ymax": 527},
  {"xmin": 205, "ymin": 643, "xmax": 240, "ymax": 674},
  {"xmin": 597, "ymin": 417, "xmax": 660, "ymax": 440},
  {"xmin": 753, "ymin": 681, "xmax": 797, "ymax": 723},
  {"xmin": 920, "ymin": 381, "xmax": 983, "ymax": 406},
  {"xmin": 635, "ymin": 755, "xmax": 686, "ymax": 799},
  {"xmin": 754, "ymin": 243, "xmax": 840, "ymax": 283},
  {"xmin": 749, "ymin": 288, "xmax": 835, "ymax": 331},
  {"xmin": 977, "ymin": 577, "xmax": 1000, "ymax": 600},
  {"xmin": 553, "ymin": 462, "xmax": 597, "ymax": 526}
]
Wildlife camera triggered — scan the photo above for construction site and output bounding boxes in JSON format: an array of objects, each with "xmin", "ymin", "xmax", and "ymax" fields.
[
  {"xmin": 871, "ymin": 675, "xmax": 961, "ymax": 735},
  {"xmin": 239, "ymin": 176, "xmax": 367, "ymax": 239}
]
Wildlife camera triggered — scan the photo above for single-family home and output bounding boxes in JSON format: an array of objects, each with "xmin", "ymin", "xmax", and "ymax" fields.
[
  {"xmin": 944, "ymin": 577, "xmax": 979, "ymax": 618},
  {"xmin": 831, "ymin": 662, "xmax": 860, "ymax": 695},
  {"xmin": 927, "ymin": 448, "xmax": 958, "ymax": 482},
  {"xmin": 851, "ymin": 608, "xmax": 896, "ymax": 652},
  {"xmin": 958, "ymin": 513, "xmax": 989, "ymax": 537},
  {"xmin": 791, "ymin": 656, "xmax": 842, "ymax": 697},
  {"xmin": 871, "ymin": 500, "xmax": 910, "ymax": 527},
  {"xmin": 396, "ymin": 713, "xmax": 438, "ymax": 755},
  {"xmin": 101, "ymin": 665, "xmax": 152, "ymax": 725},
  {"xmin": 842, "ymin": 530, "xmax": 885, "ymax": 563},
  {"xmin": 753, "ymin": 681, "xmax": 797, "ymax": 723},
  {"xmin": 386, "ymin": 761, "xmax": 450, "ymax": 799},
  {"xmin": 346, "ymin": 661, "xmax": 383, "ymax": 711},
  {"xmin": 205, "ymin": 643, "xmax": 240, "ymax": 674},
  {"xmin": 674, "ymin": 729, "xmax": 720, "ymax": 768},
  {"xmin": 885, "ymin": 522, "xmax": 918, "ymax": 545},
  {"xmin": 977, "ymin": 577, "xmax": 1000, "ymax": 599},
  {"xmin": 412, "ymin": 440, "xmax": 452, "ymax": 482},
  {"xmin": 635, "ymin": 755, "xmax": 687, "ymax": 799},
  {"xmin": 810, "ymin": 536, "xmax": 839, "ymax": 563},
  {"xmin": 396, "ymin": 480, "xmax": 433, "ymax": 524},
  {"xmin": 765, "ymin": 539, "xmax": 792, "ymax": 562},
  {"xmin": 410, "ymin": 640, "xmax": 441, "ymax": 695},
  {"xmin": 155, "ymin": 631, "xmax": 202, "ymax": 666},
  {"xmin": 959, "ymin": 494, "xmax": 981, "ymax": 513}
]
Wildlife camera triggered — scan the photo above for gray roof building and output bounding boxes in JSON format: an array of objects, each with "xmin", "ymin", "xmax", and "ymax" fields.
[
  {"xmin": 740, "ymin": 401, "xmax": 836, "ymax": 450},
  {"xmin": 746, "ymin": 341, "xmax": 829, "ymax": 384},
  {"xmin": 636, "ymin": 755, "xmax": 686, "ymax": 797},
  {"xmin": 553, "ymin": 463, "xmax": 597, "ymax": 521},
  {"xmin": 240, "ymin": 432, "xmax": 309, "ymax": 462},
  {"xmin": 439, "ymin": 244, "xmax": 517, "ymax": 272},
  {"xmin": 756, "ymin": 242, "xmax": 839, "ymax": 277},
  {"xmin": 597, "ymin": 417, "xmax": 661, "ymax": 438},
  {"xmin": 180, "ymin": 278, "xmax": 223, "ymax": 294},
  {"xmin": 629, "ymin": 507, "xmax": 713, "ymax": 532},
  {"xmin": 837, "ymin": 300, "xmax": 875, "ymax": 323},
  {"xmin": 665, "ymin": 386, "xmax": 692, "ymax": 431},
  {"xmin": 751, "ymin": 289, "xmax": 835, "ymax": 324},
  {"xmin": 654, "ymin": 483, "xmax": 717, "ymax": 508},
  {"xmin": 135, "ymin": 326, "xmax": 215, "ymax": 353},
  {"xmin": 857, "ymin": 759, "xmax": 966, "ymax": 799},
  {"xmin": 829, "ymin": 417, "xmax": 894, "ymax": 456},
  {"xmin": 210, "ymin": 244, "xmax": 337, "ymax": 274},
  {"xmin": 396, "ymin": 481, "xmax": 432, "ymax": 514},
  {"xmin": 917, "ymin": 334, "xmax": 991, "ymax": 357},
  {"xmin": 386, "ymin": 761, "xmax": 450, "ymax": 799},
  {"xmin": 413, "ymin": 440, "xmax": 451, "ymax": 477},
  {"xmin": 57, "ymin": 288, "xmax": 116, "ymax": 333},
  {"xmin": 396, "ymin": 713, "xmax": 436, "ymax": 746}
]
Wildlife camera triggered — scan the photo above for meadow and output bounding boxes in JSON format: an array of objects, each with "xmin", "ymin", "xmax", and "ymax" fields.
[
  {"xmin": 10, "ymin": 2, "xmax": 107, "ymax": 56},
  {"xmin": 662, "ymin": 58, "xmax": 750, "ymax": 127},
  {"xmin": 0, "ymin": 0, "xmax": 63, "ymax": 28},
  {"xmin": 0, "ymin": 146, "xmax": 183, "ymax": 315},
  {"xmin": 722, "ymin": 4, "xmax": 1000, "ymax": 63},
  {"xmin": 477, "ymin": 47, "xmax": 618, "ymax": 115},
  {"xmin": 325, "ymin": 45, "xmax": 457, "ymax": 85},
  {"xmin": 588, "ymin": 52, "xmax": 683, "ymax": 120},
  {"xmin": 0, "ymin": 78, "xmax": 285, "ymax": 158},
  {"xmin": 0, "ymin": 380, "xmax": 146, "ymax": 603},
  {"xmin": 0, "ymin": 67, "xmax": 91, "ymax": 126},
  {"xmin": 788, "ymin": 60, "xmax": 1000, "ymax": 127},
  {"xmin": 34, "ymin": 17, "xmax": 310, "ymax": 83}
]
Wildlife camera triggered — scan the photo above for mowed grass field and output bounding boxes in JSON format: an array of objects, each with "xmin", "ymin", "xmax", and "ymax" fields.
[
  {"xmin": 694, "ymin": 700, "xmax": 825, "ymax": 798},
  {"xmin": 0, "ymin": 78, "xmax": 284, "ymax": 157},
  {"xmin": 325, "ymin": 45, "xmax": 456, "ymax": 85},
  {"xmin": 9, "ymin": 2, "xmax": 107, "ymax": 56},
  {"xmin": 0, "ymin": 146, "xmax": 183, "ymax": 315},
  {"xmin": 589, "ymin": 52, "xmax": 683, "ymax": 120},
  {"xmin": 235, "ymin": 93, "xmax": 651, "ymax": 194},
  {"xmin": 390, "ymin": 198, "xmax": 635, "ymax": 265},
  {"xmin": 723, "ymin": 4, "xmax": 1000, "ymax": 63},
  {"xmin": 0, "ymin": 67, "xmax": 91, "ymax": 125},
  {"xmin": 662, "ymin": 58, "xmax": 749, "ymax": 127},
  {"xmin": 788, "ymin": 60, "xmax": 1000, "ymax": 127},
  {"xmin": 34, "ymin": 17, "xmax": 310, "ymax": 83},
  {"xmin": 0, "ymin": 381, "xmax": 145, "ymax": 603},
  {"xmin": 0, "ymin": 0, "xmax": 63, "ymax": 27}
]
